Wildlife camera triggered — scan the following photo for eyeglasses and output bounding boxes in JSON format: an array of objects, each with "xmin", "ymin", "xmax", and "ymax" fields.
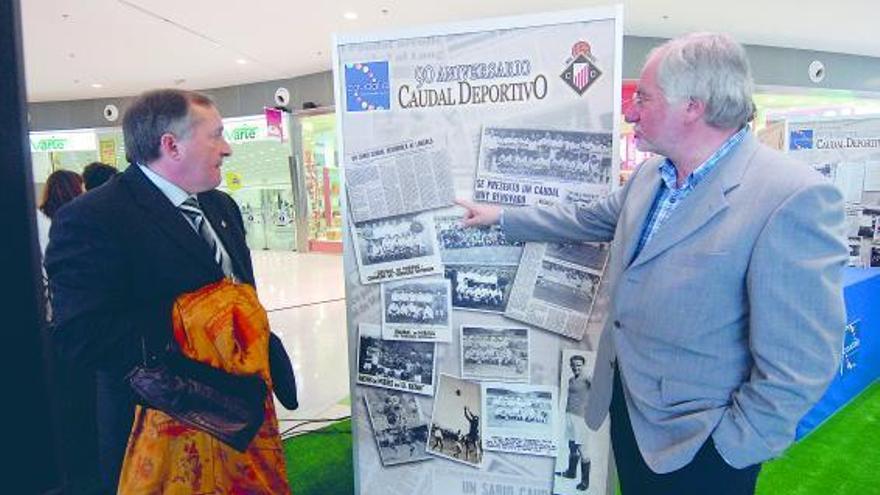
[{"xmin": 628, "ymin": 90, "xmax": 651, "ymax": 107}]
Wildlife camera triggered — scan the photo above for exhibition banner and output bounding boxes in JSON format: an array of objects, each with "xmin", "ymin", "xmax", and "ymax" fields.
[
  {"xmin": 334, "ymin": 6, "xmax": 622, "ymax": 494},
  {"xmin": 786, "ymin": 116, "xmax": 880, "ymax": 267}
]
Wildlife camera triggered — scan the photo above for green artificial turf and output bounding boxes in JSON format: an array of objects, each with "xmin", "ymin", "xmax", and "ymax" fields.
[
  {"xmin": 284, "ymin": 384, "xmax": 880, "ymax": 495},
  {"xmin": 283, "ymin": 419, "xmax": 354, "ymax": 495},
  {"xmin": 756, "ymin": 381, "xmax": 880, "ymax": 495}
]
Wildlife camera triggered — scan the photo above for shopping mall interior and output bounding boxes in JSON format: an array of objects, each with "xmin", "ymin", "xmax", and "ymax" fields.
[{"xmin": 3, "ymin": 1, "xmax": 879, "ymax": 494}]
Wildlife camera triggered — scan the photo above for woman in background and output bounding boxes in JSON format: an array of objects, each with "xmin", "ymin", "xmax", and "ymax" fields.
[
  {"xmin": 37, "ymin": 169, "xmax": 99, "ymax": 493},
  {"xmin": 37, "ymin": 169, "xmax": 83, "ymax": 257}
]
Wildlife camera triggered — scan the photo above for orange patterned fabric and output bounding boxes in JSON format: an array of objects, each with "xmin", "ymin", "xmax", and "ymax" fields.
[{"xmin": 118, "ymin": 279, "xmax": 291, "ymax": 494}]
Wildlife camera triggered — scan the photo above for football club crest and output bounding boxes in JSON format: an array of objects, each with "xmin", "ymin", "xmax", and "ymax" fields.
[{"xmin": 560, "ymin": 41, "xmax": 602, "ymax": 95}]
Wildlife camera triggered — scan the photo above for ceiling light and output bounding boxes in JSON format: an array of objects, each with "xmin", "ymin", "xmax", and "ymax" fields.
[
  {"xmin": 343, "ymin": 11, "xmax": 358, "ymax": 20},
  {"xmin": 91, "ymin": 83, "xmax": 103, "ymax": 88},
  {"xmin": 236, "ymin": 58, "xmax": 248, "ymax": 65}
]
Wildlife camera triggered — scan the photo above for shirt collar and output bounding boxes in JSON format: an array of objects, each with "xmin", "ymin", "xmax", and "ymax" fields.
[
  {"xmin": 657, "ymin": 126, "xmax": 749, "ymax": 191},
  {"xmin": 138, "ymin": 163, "xmax": 192, "ymax": 207}
]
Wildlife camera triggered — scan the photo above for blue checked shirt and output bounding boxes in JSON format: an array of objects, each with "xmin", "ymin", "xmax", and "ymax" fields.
[{"xmin": 632, "ymin": 127, "xmax": 749, "ymax": 261}]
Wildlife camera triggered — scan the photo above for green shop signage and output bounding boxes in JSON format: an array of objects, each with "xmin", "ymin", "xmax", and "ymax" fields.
[
  {"xmin": 225, "ymin": 123, "xmax": 267, "ymax": 142},
  {"xmin": 226, "ymin": 124, "xmax": 258, "ymax": 141},
  {"xmin": 29, "ymin": 131, "xmax": 98, "ymax": 152},
  {"xmin": 31, "ymin": 137, "xmax": 68, "ymax": 151},
  {"xmin": 222, "ymin": 117, "xmax": 270, "ymax": 142}
]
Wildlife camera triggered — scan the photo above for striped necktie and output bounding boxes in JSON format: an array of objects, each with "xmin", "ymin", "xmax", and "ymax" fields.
[{"xmin": 179, "ymin": 196, "xmax": 224, "ymax": 268}]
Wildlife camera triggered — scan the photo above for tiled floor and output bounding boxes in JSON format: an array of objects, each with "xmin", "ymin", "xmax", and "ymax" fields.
[{"xmin": 251, "ymin": 250, "xmax": 351, "ymax": 432}]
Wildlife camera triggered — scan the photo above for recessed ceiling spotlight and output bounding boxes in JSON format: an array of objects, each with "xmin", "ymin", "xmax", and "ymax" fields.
[
  {"xmin": 343, "ymin": 11, "xmax": 358, "ymax": 20},
  {"xmin": 661, "ymin": 15, "xmax": 670, "ymax": 20},
  {"xmin": 91, "ymin": 83, "xmax": 103, "ymax": 88},
  {"xmin": 236, "ymin": 58, "xmax": 248, "ymax": 65},
  {"xmin": 381, "ymin": 8, "xmax": 389, "ymax": 15}
]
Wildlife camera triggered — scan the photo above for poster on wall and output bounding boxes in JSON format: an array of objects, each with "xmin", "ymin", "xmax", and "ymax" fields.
[
  {"xmin": 786, "ymin": 116, "xmax": 880, "ymax": 266},
  {"xmin": 335, "ymin": 6, "xmax": 621, "ymax": 493}
]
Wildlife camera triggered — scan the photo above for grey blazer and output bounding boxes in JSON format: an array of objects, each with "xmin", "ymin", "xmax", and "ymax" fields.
[{"xmin": 503, "ymin": 133, "xmax": 847, "ymax": 473}]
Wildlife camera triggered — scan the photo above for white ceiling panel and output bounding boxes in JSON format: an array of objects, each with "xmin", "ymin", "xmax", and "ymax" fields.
[{"xmin": 20, "ymin": 0, "xmax": 880, "ymax": 102}]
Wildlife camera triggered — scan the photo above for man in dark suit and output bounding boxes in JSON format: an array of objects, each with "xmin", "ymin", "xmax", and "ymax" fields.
[{"xmin": 45, "ymin": 89, "xmax": 254, "ymax": 493}]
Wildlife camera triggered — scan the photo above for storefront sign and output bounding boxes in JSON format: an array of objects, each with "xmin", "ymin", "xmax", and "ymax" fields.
[
  {"xmin": 222, "ymin": 117, "xmax": 271, "ymax": 142},
  {"xmin": 30, "ymin": 131, "xmax": 97, "ymax": 152}
]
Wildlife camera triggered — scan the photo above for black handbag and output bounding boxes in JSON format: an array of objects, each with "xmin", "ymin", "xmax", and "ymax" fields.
[
  {"xmin": 269, "ymin": 332, "xmax": 298, "ymax": 410},
  {"xmin": 126, "ymin": 338, "xmax": 268, "ymax": 452}
]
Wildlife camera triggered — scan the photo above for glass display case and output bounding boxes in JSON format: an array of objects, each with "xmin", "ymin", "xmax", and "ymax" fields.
[{"xmin": 297, "ymin": 110, "xmax": 342, "ymax": 253}]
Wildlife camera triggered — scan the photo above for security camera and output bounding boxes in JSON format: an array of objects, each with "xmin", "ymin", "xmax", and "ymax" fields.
[
  {"xmin": 103, "ymin": 104, "xmax": 119, "ymax": 122},
  {"xmin": 808, "ymin": 60, "xmax": 825, "ymax": 84},
  {"xmin": 274, "ymin": 87, "xmax": 291, "ymax": 107}
]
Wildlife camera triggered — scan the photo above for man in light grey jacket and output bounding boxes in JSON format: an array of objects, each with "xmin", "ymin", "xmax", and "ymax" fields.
[{"xmin": 459, "ymin": 32, "xmax": 846, "ymax": 495}]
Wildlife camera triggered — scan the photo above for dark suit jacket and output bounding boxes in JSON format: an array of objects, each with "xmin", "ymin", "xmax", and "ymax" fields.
[{"xmin": 44, "ymin": 164, "xmax": 254, "ymax": 490}]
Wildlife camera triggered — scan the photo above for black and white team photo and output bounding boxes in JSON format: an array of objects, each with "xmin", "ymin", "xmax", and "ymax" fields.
[
  {"xmin": 460, "ymin": 325, "xmax": 529, "ymax": 382},
  {"xmin": 445, "ymin": 264, "xmax": 517, "ymax": 313}
]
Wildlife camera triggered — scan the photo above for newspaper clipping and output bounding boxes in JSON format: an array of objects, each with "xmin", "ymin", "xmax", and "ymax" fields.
[
  {"xmin": 482, "ymin": 383, "xmax": 558, "ymax": 457},
  {"xmin": 346, "ymin": 135, "xmax": 456, "ymax": 223},
  {"xmin": 381, "ymin": 278, "xmax": 453, "ymax": 342},
  {"xmin": 434, "ymin": 214, "xmax": 524, "ymax": 265},
  {"xmin": 427, "ymin": 374, "xmax": 484, "ymax": 467},
  {"xmin": 460, "ymin": 325, "xmax": 530, "ymax": 383},
  {"xmin": 445, "ymin": 263, "xmax": 518, "ymax": 314},
  {"xmin": 553, "ymin": 349, "xmax": 610, "ymax": 495},
  {"xmin": 505, "ymin": 242, "xmax": 608, "ymax": 340},
  {"xmin": 357, "ymin": 323, "xmax": 437, "ymax": 396},
  {"xmin": 363, "ymin": 388, "xmax": 433, "ymax": 467},
  {"xmin": 474, "ymin": 127, "xmax": 612, "ymax": 207},
  {"xmin": 352, "ymin": 211, "xmax": 442, "ymax": 284}
]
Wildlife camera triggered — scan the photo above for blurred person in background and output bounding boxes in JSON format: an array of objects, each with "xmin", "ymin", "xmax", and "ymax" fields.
[
  {"xmin": 37, "ymin": 169, "xmax": 83, "ymax": 257},
  {"xmin": 82, "ymin": 161, "xmax": 120, "ymax": 191}
]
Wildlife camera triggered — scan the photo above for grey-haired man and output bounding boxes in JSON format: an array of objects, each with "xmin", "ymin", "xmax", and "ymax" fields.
[{"xmin": 459, "ymin": 32, "xmax": 846, "ymax": 494}]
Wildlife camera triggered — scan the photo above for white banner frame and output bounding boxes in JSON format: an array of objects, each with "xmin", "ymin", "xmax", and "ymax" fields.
[{"xmin": 334, "ymin": 6, "xmax": 623, "ymax": 494}]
